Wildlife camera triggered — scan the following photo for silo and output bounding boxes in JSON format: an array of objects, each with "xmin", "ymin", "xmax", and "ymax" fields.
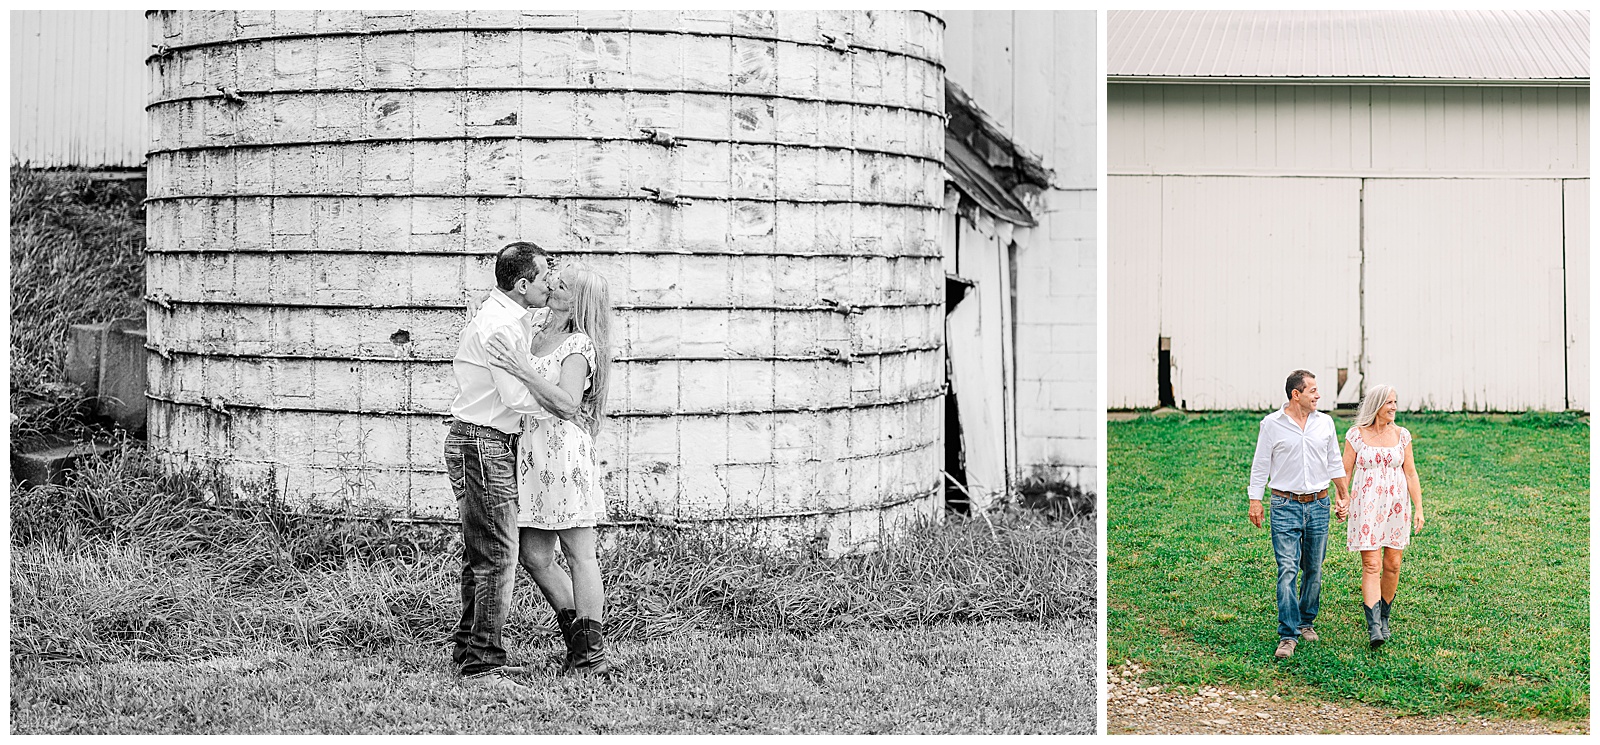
[{"xmin": 144, "ymin": 10, "xmax": 945, "ymax": 552}]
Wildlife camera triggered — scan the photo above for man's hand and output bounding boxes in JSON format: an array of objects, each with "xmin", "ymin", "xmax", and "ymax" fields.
[
  {"xmin": 1335, "ymin": 498, "xmax": 1349, "ymax": 521},
  {"xmin": 1248, "ymin": 500, "xmax": 1264, "ymax": 528}
]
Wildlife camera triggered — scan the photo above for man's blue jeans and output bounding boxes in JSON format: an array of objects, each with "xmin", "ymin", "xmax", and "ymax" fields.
[
  {"xmin": 445, "ymin": 424, "xmax": 520, "ymax": 677},
  {"xmin": 1268, "ymin": 494, "xmax": 1330, "ymax": 640}
]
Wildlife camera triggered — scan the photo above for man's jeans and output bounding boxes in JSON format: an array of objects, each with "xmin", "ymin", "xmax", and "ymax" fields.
[
  {"xmin": 444, "ymin": 423, "xmax": 520, "ymax": 677},
  {"xmin": 1268, "ymin": 494, "xmax": 1330, "ymax": 640}
]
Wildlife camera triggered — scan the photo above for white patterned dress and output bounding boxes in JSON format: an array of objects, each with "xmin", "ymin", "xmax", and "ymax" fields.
[
  {"xmin": 1345, "ymin": 425, "xmax": 1413, "ymax": 551},
  {"xmin": 515, "ymin": 332, "xmax": 606, "ymax": 530}
]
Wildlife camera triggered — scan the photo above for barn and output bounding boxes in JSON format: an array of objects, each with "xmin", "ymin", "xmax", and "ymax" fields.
[{"xmin": 1107, "ymin": 10, "xmax": 1589, "ymax": 412}]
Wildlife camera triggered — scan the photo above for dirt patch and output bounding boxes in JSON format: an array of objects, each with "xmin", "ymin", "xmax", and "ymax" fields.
[{"xmin": 1107, "ymin": 662, "xmax": 1588, "ymax": 735}]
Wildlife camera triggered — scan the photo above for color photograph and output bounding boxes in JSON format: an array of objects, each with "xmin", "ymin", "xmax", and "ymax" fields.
[{"xmin": 1105, "ymin": 10, "xmax": 1589, "ymax": 736}]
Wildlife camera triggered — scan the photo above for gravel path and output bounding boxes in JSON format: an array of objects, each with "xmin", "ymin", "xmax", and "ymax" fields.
[{"xmin": 1107, "ymin": 662, "xmax": 1589, "ymax": 735}]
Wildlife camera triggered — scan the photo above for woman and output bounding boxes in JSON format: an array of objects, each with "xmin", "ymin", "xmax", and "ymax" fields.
[
  {"xmin": 485, "ymin": 263, "xmax": 615, "ymax": 676},
  {"xmin": 1335, "ymin": 384, "xmax": 1425, "ymax": 648}
]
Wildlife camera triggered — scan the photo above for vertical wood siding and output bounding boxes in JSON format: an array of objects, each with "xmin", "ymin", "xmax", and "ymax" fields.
[
  {"xmin": 10, "ymin": 10, "xmax": 147, "ymax": 168},
  {"xmin": 1110, "ymin": 84, "xmax": 1589, "ymax": 177},
  {"xmin": 942, "ymin": 11, "xmax": 1098, "ymax": 488},
  {"xmin": 1110, "ymin": 81, "xmax": 1587, "ymax": 411},
  {"xmin": 1565, "ymin": 179, "xmax": 1590, "ymax": 411}
]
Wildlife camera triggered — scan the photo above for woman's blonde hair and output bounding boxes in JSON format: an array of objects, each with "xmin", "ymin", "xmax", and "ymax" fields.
[
  {"xmin": 1355, "ymin": 384, "xmax": 1397, "ymax": 427},
  {"xmin": 551, "ymin": 263, "xmax": 612, "ymax": 437}
]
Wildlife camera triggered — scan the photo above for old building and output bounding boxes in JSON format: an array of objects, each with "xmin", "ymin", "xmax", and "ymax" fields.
[{"xmin": 1108, "ymin": 10, "xmax": 1589, "ymax": 412}]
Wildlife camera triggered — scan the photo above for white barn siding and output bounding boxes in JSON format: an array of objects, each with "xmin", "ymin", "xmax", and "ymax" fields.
[
  {"xmin": 1106, "ymin": 175, "xmax": 1161, "ymax": 409},
  {"xmin": 1110, "ymin": 80, "xmax": 1587, "ymax": 411},
  {"xmin": 1108, "ymin": 176, "xmax": 1361, "ymax": 411},
  {"xmin": 1110, "ymin": 84, "xmax": 1588, "ymax": 177},
  {"xmin": 1364, "ymin": 180, "xmax": 1567, "ymax": 410},
  {"xmin": 10, "ymin": 10, "xmax": 147, "ymax": 169},
  {"xmin": 1565, "ymin": 179, "xmax": 1590, "ymax": 411},
  {"xmin": 944, "ymin": 11, "xmax": 1098, "ymax": 488}
]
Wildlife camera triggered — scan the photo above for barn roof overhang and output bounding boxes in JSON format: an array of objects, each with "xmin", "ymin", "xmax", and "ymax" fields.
[
  {"xmin": 943, "ymin": 80, "xmax": 1052, "ymax": 228},
  {"xmin": 1110, "ymin": 75, "xmax": 1589, "ymax": 87}
]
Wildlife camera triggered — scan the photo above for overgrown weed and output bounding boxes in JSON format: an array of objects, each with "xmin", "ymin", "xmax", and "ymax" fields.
[{"xmin": 12, "ymin": 440, "xmax": 1095, "ymax": 666}]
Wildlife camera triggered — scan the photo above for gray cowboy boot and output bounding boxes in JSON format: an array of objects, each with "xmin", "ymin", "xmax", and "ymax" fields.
[
  {"xmin": 1378, "ymin": 597, "xmax": 1393, "ymax": 641},
  {"xmin": 1364, "ymin": 602, "xmax": 1385, "ymax": 649}
]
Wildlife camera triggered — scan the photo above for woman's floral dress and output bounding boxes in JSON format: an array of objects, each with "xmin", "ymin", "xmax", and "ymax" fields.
[
  {"xmin": 1345, "ymin": 425, "xmax": 1412, "ymax": 551},
  {"xmin": 516, "ymin": 332, "xmax": 606, "ymax": 530}
]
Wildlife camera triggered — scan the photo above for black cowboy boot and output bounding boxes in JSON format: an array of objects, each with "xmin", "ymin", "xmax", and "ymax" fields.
[
  {"xmin": 564, "ymin": 617, "xmax": 615, "ymax": 677},
  {"xmin": 1364, "ymin": 602, "xmax": 1384, "ymax": 649},
  {"xmin": 1378, "ymin": 597, "xmax": 1393, "ymax": 641},
  {"xmin": 555, "ymin": 607, "xmax": 578, "ymax": 672}
]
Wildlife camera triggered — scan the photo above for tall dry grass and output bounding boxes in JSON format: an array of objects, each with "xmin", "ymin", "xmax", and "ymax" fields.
[
  {"xmin": 12, "ymin": 440, "xmax": 1095, "ymax": 665},
  {"xmin": 9, "ymin": 168, "xmax": 146, "ymax": 441}
]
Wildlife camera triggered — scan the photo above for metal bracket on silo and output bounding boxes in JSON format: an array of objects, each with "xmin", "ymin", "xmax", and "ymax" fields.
[{"xmin": 820, "ymin": 298, "xmax": 864, "ymax": 315}]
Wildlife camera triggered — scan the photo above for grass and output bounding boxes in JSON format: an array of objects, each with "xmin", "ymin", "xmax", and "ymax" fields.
[
  {"xmin": 10, "ymin": 440, "xmax": 1097, "ymax": 733},
  {"xmin": 12, "ymin": 621, "xmax": 1095, "ymax": 734},
  {"xmin": 8, "ymin": 168, "xmax": 146, "ymax": 442},
  {"xmin": 1107, "ymin": 410, "xmax": 1590, "ymax": 720}
]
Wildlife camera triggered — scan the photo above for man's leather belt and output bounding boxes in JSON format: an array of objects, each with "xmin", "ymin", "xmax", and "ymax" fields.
[
  {"xmin": 1271, "ymin": 488, "xmax": 1328, "ymax": 503},
  {"xmin": 446, "ymin": 418, "xmax": 518, "ymax": 444}
]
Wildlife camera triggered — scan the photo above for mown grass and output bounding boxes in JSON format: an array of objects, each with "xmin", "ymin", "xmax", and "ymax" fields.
[
  {"xmin": 1107, "ymin": 410, "xmax": 1589, "ymax": 719},
  {"xmin": 9, "ymin": 168, "xmax": 146, "ymax": 441},
  {"xmin": 11, "ymin": 440, "xmax": 1096, "ymax": 733}
]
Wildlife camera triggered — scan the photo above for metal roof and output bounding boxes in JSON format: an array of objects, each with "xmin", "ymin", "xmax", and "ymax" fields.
[{"xmin": 1109, "ymin": 11, "xmax": 1590, "ymax": 83}]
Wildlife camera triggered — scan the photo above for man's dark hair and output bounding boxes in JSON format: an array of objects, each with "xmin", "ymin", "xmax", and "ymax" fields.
[
  {"xmin": 495, "ymin": 241, "xmax": 549, "ymax": 291},
  {"xmin": 1285, "ymin": 369, "xmax": 1315, "ymax": 400}
]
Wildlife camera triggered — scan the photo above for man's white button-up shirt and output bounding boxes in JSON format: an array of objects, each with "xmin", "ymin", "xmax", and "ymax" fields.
[
  {"xmin": 1248, "ymin": 405, "xmax": 1345, "ymax": 500},
  {"xmin": 449, "ymin": 290, "xmax": 549, "ymax": 434}
]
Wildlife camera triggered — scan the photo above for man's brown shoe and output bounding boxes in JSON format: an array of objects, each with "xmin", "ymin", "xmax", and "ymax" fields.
[
  {"xmin": 1274, "ymin": 638, "xmax": 1297, "ymax": 659},
  {"xmin": 1298, "ymin": 627, "xmax": 1319, "ymax": 642}
]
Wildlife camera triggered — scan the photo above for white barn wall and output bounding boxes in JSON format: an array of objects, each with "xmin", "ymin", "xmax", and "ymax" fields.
[
  {"xmin": 1110, "ymin": 81, "xmax": 1588, "ymax": 411},
  {"xmin": 1106, "ymin": 175, "xmax": 1161, "ymax": 409},
  {"xmin": 944, "ymin": 11, "xmax": 1098, "ymax": 488},
  {"xmin": 1365, "ymin": 180, "xmax": 1567, "ymax": 410},
  {"xmin": 1111, "ymin": 84, "xmax": 1588, "ymax": 177},
  {"xmin": 1160, "ymin": 177, "xmax": 1360, "ymax": 411},
  {"xmin": 1565, "ymin": 179, "xmax": 1590, "ymax": 411},
  {"xmin": 10, "ymin": 10, "xmax": 147, "ymax": 169}
]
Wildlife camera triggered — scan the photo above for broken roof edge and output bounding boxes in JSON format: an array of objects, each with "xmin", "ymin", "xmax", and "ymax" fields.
[{"xmin": 944, "ymin": 79, "xmax": 1054, "ymax": 192}]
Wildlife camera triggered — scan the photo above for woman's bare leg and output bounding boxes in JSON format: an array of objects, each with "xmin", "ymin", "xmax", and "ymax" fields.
[
  {"xmin": 558, "ymin": 527, "xmax": 605, "ymax": 620},
  {"xmin": 519, "ymin": 527, "xmax": 575, "ymax": 611},
  {"xmin": 1360, "ymin": 550, "xmax": 1383, "ymax": 607},
  {"xmin": 1380, "ymin": 547, "xmax": 1404, "ymax": 603}
]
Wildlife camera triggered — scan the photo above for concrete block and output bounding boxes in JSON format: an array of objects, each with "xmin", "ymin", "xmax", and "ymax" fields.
[
  {"xmin": 11, "ymin": 440, "xmax": 116, "ymax": 490},
  {"xmin": 65, "ymin": 321, "xmax": 111, "ymax": 396},
  {"xmin": 98, "ymin": 319, "xmax": 149, "ymax": 435}
]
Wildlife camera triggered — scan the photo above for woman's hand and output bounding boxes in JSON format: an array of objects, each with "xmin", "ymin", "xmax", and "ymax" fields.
[
  {"xmin": 485, "ymin": 332, "xmax": 530, "ymax": 377},
  {"xmin": 1413, "ymin": 508, "xmax": 1425, "ymax": 533},
  {"xmin": 1335, "ymin": 498, "xmax": 1349, "ymax": 521}
]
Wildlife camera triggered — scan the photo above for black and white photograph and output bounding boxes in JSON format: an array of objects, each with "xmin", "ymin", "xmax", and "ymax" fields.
[{"xmin": 9, "ymin": 10, "xmax": 1098, "ymax": 734}]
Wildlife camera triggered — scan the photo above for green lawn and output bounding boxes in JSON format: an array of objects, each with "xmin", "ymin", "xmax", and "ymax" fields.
[{"xmin": 1107, "ymin": 411, "xmax": 1589, "ymax": 719}]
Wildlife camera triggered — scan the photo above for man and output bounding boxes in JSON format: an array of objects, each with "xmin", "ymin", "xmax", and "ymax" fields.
[
  {"xmin": 1248, "ymin": 370, "xmax": 1348, "ymax": 660},
  {"xmin": 445, "ymin": 241, "xmax": 575, "ymax": 687}
]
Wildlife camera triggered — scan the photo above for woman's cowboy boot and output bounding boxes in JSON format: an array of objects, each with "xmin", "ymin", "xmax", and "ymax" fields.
[
  {"xmin": 1378, "ymin": 597, "xmax": 1393, "ymax": 641},
  {"xmin": 565, "ymin": 617, "xmax": 614, "ymax": 677},
  {"xmin": 554, "ymin": 608, "xmax": 578, "ymax": 672},
  {"xmin": 1364, "ymin": 602, "xmax": 1385, "ymax": 649}
]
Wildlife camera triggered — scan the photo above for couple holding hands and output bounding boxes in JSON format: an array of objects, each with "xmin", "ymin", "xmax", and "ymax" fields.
[{"xmin": 1247, "ymin": 370, "xmax": 1427, "ymax": 659}]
